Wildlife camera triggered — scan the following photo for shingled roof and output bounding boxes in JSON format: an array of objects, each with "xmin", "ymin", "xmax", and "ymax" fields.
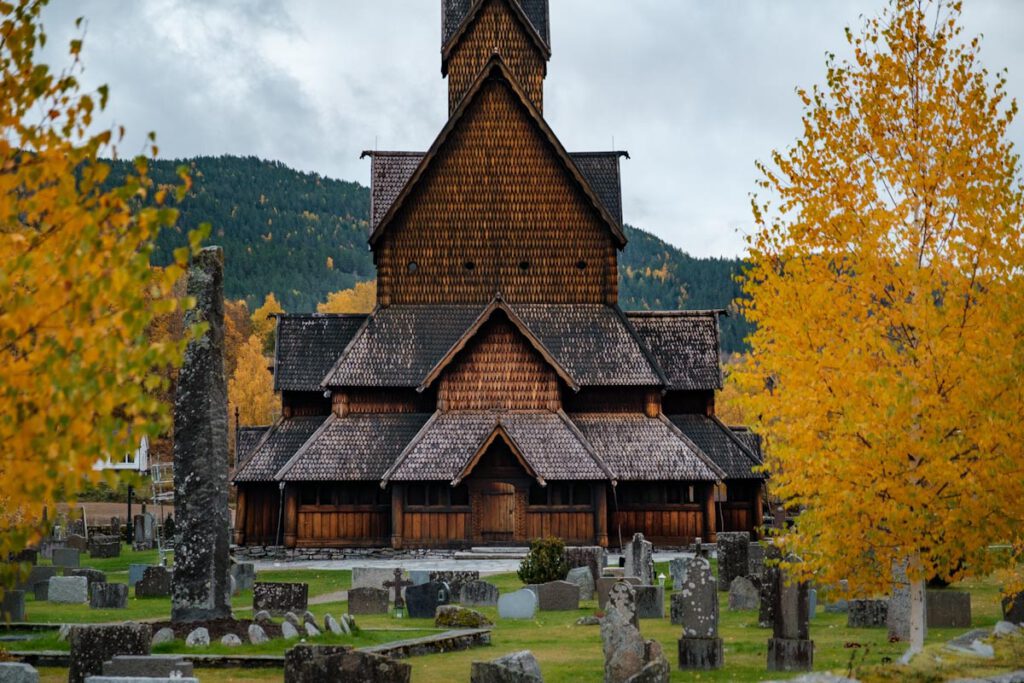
[
  {"xmin": 321, "ymin": 302, "xmax": 663, "ymax": 389},
  {"xmin": 442, "ymin": 0, "xmax": 549, "ymax": 52},
  {"xmin": 274, "ymin": 314, "xmax": 368, "ymax": 392},
  {"xmin": 383, "ymin": 410, "xmax": 610, "ymax": 483},
  {"xmin": 233, "ymin": 416, "xmax": 328, "ymax": 483},
  {"xmin": 569, "ymin": 413, "xmax": 723, "ymax": 481},
  {"xmin": 626, "ymin": 311, "xmax": 723, "ymax": 390},
  {"xmin": 667, "ymin": 414, "xmax": 764, "ymax": 480},
  {"xmin": 236, "ymin": 426, "xmax": 269, "ymax": 464},
  {"xmin": 363, "ymin": 150, "xmax": 626, "ymax": 230},
  {"xmin": 276, "ymin": 413, "xmax": 432, "ymax": 482}
]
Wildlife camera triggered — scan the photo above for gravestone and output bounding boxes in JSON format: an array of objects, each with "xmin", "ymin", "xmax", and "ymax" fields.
[
  {"xmin": 729, "ymin": 576, "xmax": 760, "ymax": 611},
  {"xmin": 766, "ymin": 556, "xmax": 813, "ymax": 672},
  {"xmin": 49, "ymin": 576, "xmax": 88, "ymax": 604},
  {"xmin": 33, "ymin": 582, "xmax": 48, "ymax": 601},
  {"xmin": 152, "ymin": 628, "xmax": 175, "ymax": 646},
  {"xmin": 408, "ymin": 570, "xmax": 430, "ymax": 586},
  {"xmin": 429, "ymin": 570, "xmax": 479, "ymax": 597},
  {"xmin": 926, "ymin": 590, "xmax": 971, "ymax": 628},
  {"xmin": 564, "ymin": 546, "xmax": 607, "ymax": 586},
  {"xmin": 759, "ymin": 543, "xmax": 782, "ymax": 628},
  {"xmin": 623, "ymin": 532, "xmax": 654, "ymax": 585},
  {"xmin": 470, "ymin": 650, "xmax": 543, "ymax": 683},
  {"xmin": 634, "ymin": 585, "xmax": 665, "ymax": 619},
  {"xmin": 847, "ymin": 599, "xmax": 888, "ymax": 628},
  {"xmin": 887, "ymin": 559, "xmax": 919, "ymax": 642},
  {"xmin": 89, "ymin": 583, "xmax": 128, "ymax": 609},
  {"xmin": 748, "ymin": 542, "xmax": 766, "ymax": 578},
  {"xmin": 284, "ymin": 644, "xmax": 411, "ymax": 683},
  {"xmin": 230, "ymin": 562, "xmax": 256, "ymax": 593},
  {"xmin": 348, "ymin": 587, "xmax": 389, "ymax": 615},
  {"xmin": 1, "ymin": 589, "xmax": 25, "ymax": 622},
  {"xmin": 88, "ymin": 535, "xmax": 121, "ymax": 558},
  {"xmin": 669, "ymin": 555, "xmax": 707, "ymax": 592},
  {"xmin": 353, "ymin": 567, "xmax": 409, "ymax": 594},
  {"xmin": 601, "ymin": 582, "xmax": 670, "ymax": 683},
  {"xmin": 68, "ymin": 518, "xmax": 86, "ymax": 537},
  {"xmin": 1002, "ymin": 592, "xmax": 1024, "ymax": 624},
  {"xmin": 253, "ymin": 582, "xmax": 308, "ymax": 616},
  {"xmin": 674, "ymin": 556, "xmax": 722, "ymax": 670},
  {"xmin": 498, "ymin": 588, "xmax": 538, "ymax": 620},
  {"xmin": 102, "ymin": 655, "xmax": 193, "ymax": 678},
  {"xmin": 529, "ymin": 580, "xmax": 579, "ymax": 611},
  {"xmin": 383, "ymin": 568, "xmax": 414, "ymax": 614},
  {"xmin": 716, "ymin": 531, "xmax": 750, "ymax": 591},
  {"xmin": 132, "ymin": 513, "xmax": 155, "ymax": 551},
  {"xmin": 128, "ymin": 564, "xmax": 150, "ymax": 588},
  {"xmin": 135, "ymin": 566, "xmax": 172, "ymax": 598},
  {"xmin": 597, "ymin": 576, "xmax": 641, "ymax": 610},
  {"xmin": 171, "ymin": 247, "xmax": 231, "ymax": 623},
  {"xmin": 17, "ymin": 566, "xmax": 57, "ymax": 593},
  {"xmin": 68, "ymin": 568, "xmax": 107, "ymax": 587},
  {"xmin": 109, "ymin": 517, "xmax": 121, "ymax": 537},
  {"xmin": 807, "ymin": 588, "xmax": 817, "ymax": 620},
  {"xmin": 248, "ymin": 624, "xmax": 269, "ymax": 644},
  {"xmin": 68, "ymin": 622, "xmax": 151, "ymax": 683},
  {"xmin": 66, "ymin": 534, "xmax": 88, "ymax": 552},
  {"xmin": 52, "ymin": 547, "xmax": 80, "ymax": 569},
  {"xmin": 566, "ymin": 566, "xmax": 595, "ymax": 601},
  {"xmin": 460, "ymin": 580, "xmax": 500, "ymax": 607},
  {"xmin": 405, "ymin": 580, "xmax": 450, "ymax": 619},
  {"xmin": 0, "ymin": 663, "xmax": 38, "ymax": 682}
]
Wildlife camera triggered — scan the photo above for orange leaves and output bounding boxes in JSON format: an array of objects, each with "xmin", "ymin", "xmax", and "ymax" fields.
[
  {"xmin": 317, "ymin": 280, "xmax": 377, "ymax": 315},
  {"xmin": 740, "ymin": 0, "xmax": 1024, "ymax": 597},
  {"xmin": 228, "ymin": 334, "xmax": 277, "ymax": 429}
]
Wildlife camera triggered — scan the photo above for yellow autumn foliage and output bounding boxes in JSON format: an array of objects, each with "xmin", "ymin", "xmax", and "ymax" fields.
[
  {"xmin": 0, "ymin": 1, "xmax": 201, "ymax": 568},
  {"xmin": 317, "ymin": 280, "xmax": 377, "ymax": 314},
  {"xmin": 228, "ymin": 334, "xmax": 278, "ymax": 429},
  {"xmin": 737, "ymin": 0, "xmax": 1024, "ymax": 607},
  {"xmin": 251, "ymin": 292, "xmax": 284, "ymax": 353}
]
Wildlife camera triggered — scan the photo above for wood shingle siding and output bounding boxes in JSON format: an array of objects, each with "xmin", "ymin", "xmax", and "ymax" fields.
[
  {"xmin": 667, "ymin": 413, "xmax": 764, "ymax": 480},
  {"xmin": 274, "ymin": 314, "xmax": 367, "ymax": 392},
  {"xmin": 626, "ymin": 311, "xmax": 724, "ymax": 390}
]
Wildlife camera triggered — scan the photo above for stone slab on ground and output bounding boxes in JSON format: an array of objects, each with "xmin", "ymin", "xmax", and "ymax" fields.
[
  {"xmin": 68, "ymin": 623, "xmax": 151, "ymax": 683},
  {"xmin": 101, "ymin": 655, "xmax": 194, "ymax": 677},
  {"xmin": 435, "ymin": 605, "xmax": 492, "ymax": 629},
  {"xmin": 0, "ymin": 662, "xmax": 38, "ymax": 682},
  {"xmin": 253, "ymin": 582, "xmax": 309, "ymax": 616},
  {"xmin": 348, "ymin": 586, "xmax": 389, "ymax": 615},
  {"xmin": 362, "ymin": 628, "xmax": 492, "ymax": 660},
  {"xmin": 285, "ymin": 644, "xmax": 412, "ymax": 683},
  {"xmin": 49, "ymin": 577, "xmax": 88, "ymax": 604},
  {"xmin": 498, "ymin": 589, "xmax": 538, "ymax": 620}
]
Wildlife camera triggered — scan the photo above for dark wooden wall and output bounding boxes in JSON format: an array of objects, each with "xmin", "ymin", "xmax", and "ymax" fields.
[
  {"xmin": 377, "ymin": 79, "xmax": 617, "ymax": 306},
  {"xmin": 447, "ymin": 0, "xmax": 545, "ymax": 114},
  {"xmin": 333, "ymin": 388, "xmax": 436, "ymax": 416},
  {"xmin": 240, "ymin": 484, "xmax": 280, "ymax": 545},
  {"xmin": 282, "ymin": 391, "xmax": 331, "ymax": 417},
  {"xmin": 438, "ymin": 316, "xmax": 560, "ymax": 411},
  {"xmin": 296, "ymin": 509, "xmax": 390, "ymax": 547}
]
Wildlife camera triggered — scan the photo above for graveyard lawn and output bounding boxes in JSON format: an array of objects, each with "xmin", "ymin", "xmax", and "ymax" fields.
[{"xmin": 6, "ymin": 554, "xmax": 1021, "ymax": 681}]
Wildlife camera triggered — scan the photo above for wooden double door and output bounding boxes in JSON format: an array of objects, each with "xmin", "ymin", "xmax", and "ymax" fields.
[{"xmin": 477, "ymin": 481, "xmax": 517, "ymax": 542}]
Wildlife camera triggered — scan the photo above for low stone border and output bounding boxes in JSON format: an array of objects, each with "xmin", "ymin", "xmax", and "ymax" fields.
[
  {"xmin": 231, "ymin": 545, "xmax": 462, "ymax": 562},
  {"xmin": 8, "ymin": 627, "xmax": 493, "ymax": 669}
]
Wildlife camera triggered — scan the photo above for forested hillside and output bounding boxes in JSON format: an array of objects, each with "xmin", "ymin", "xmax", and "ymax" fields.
[{"xmin": 122, "ymin": 155, "xmax": 751, "ymax": 352}]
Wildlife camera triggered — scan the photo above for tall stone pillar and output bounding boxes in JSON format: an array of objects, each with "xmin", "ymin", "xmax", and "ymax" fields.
[{"xmin": 171, "ymin": 247, "xmax": 231, "ymax": 622}]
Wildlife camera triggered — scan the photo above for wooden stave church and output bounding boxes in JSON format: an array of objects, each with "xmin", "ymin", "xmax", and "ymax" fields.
[{"xmin": 232, "ymin": 0, "xmax": 766, "ymax": 550}]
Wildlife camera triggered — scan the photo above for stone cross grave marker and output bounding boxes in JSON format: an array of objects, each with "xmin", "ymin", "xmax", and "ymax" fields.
[{"xmin": 384, "ymin": 567, "xmax": 414, "ymax": 613}]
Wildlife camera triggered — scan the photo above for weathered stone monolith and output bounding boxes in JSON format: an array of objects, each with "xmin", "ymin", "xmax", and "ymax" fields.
[
  {"xmin": 675, "ymin": 556, "xmax": 723, "ymax": 670},
  {"xmin": 601, "ymin": 582, "xmax": 670, "ymax": 683},
  {"xmin": 171, "ymin": 246, "xmax": 231, "ymax": 622},
  {"xmin": 766, "ymin": 555, "xmax": 813, "ymax": 672},
  {"xmin": 623, "ymin": 533, "xmax": 654, "ymax": 585}
]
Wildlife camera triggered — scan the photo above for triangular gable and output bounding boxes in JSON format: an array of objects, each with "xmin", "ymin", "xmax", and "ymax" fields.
[
  {"xmin": 418, "ymin": 295, "xmax": 579, "ymax": 393},
  {"xmin": 452, "ymin": 425, "xmax": 543, "ymax": 485},
  {"xmin": 368, "ymin": 54, "xmax": 627, "ymax": 248},
  {"xmin": 441, "ymin": 0, "xmax": 551, "ymax": 76}
]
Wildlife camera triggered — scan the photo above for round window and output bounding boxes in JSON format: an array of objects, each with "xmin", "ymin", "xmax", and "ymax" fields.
[
  {"xmin": 464, "ymin": 260, "xmax": 476, "ymax": 271},
  {"xmin": 407, "ymin": 261, "xmax": 418, "ymax": 273},
  {"xmin": 518, "ymin": 260, "xmax": 530, "ymax": 272},
  {"xmin": 576, "ymin": 260, "xmax": 587, "ymax": 271}
]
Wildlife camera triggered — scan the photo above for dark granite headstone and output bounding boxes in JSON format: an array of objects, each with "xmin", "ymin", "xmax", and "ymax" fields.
[
  {"xmin": 716, "ymin": 531, "xmax": 750, "ymax": 591},
  {"xmin": 33, "ymin": 581, "xmax": 48, "ymax": 601},
  {"xmin": 348, "ymin": 587, "xmax": 389, "ymax": 615},
  {"xmin": 530, "ymin": 580, "xmax": 579, "ymax": 611},
  {"xmin": 405, "ymin": 580, "xmax": 450, "ymax": 619},
  {"xmin": 88, "ymin": 536, "xmax": 120, "ymax": 559},
  {"xmin": 67, "ymin": 568, "xmax": 107, "ymax": 587},
  {"xmin": 1003, "ymin": 592, "xmax": 1024, "ymax": 624},
  {"xmin": 68, "ymin": 622, "xmax": 151, "ymax": 683},
  {"xmin": 460, "ymin": 580, "xmax": 500, "ymax": 607},
  {"xmin": 135, "ymin": 566, "xmax": 172, "ymax": 598},
  {"xmin": 847, "ymin": 599, "xmax": 888, "ymax": 628},
  {"xmin": 1, "ymin": 590, "xmax": 25, "ymax": 622},
  {"xmin": 17, "ymin": 566, "xmax": 57, "ymax": 592},
  {"xmin": 52, "ymin": 547, "xmax": 80, "ymax": 568},
  {"xmin": 926, "ymin": 589, "xmax": 971, "ymax": 628},
  {"xmin": 253, "ymin": 582, "xmax": 308, "ymax": 616},
  {"xmin": 66, "ymin": 534, "xmax": 88, "ymax": 551},
  {"xmin": 284, "ymin": 644, "xmax": 411, "ymax": 683},
  {"xmin": 758, "ymin": 543, "xmax": 782, "ymax": 628},
  {"xmin": 89, "ymin": 583, "xmax": 128, "ymax": 609},
  {"xmin": 428, "ymin": 570, "xmax": 478, "ymax": 597},
  {"xmin": 634, "ymin": 585, "xmax": 664, "ymax": 619},
  {"xmin": 171, "ymin": 246, "xmax": 231, "ymax": 623}
]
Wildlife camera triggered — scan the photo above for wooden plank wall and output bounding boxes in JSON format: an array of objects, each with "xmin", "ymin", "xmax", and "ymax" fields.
[
  {"xmin": 401, "ymin": 511, "xmax": 471, "ymax": 546},
  {"xmin": 296, "ymin": 509, "xmax": 390, "ymax": 547},
  {"xmin": 718, "ymin": 502, "xmax": 753, "ymax": 534},
  {"xmin": 611, "ymin": 506, "xmax": 705, "ymax": 545},
  {"xmin": 526, "ymin": 511, "xmax": 593, "ymax": 543},
  {"xmin": 242, "ymin": 484, "xmax": 280, "ymax": 545}
]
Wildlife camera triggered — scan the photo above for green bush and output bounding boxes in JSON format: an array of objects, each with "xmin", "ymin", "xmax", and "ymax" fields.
[{"xmin": 517, "ymin": 536, "xmax": 569, "ymax": 585}]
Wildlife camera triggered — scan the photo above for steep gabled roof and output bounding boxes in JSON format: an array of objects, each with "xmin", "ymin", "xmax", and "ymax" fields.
[
  {"xmin": 274, "ymin": 314, "xmax": 368, "ymax": 392},
  {"xmin": 367, "ymin": 54, "xmax": 626, "ymax": 248},
  {"xmin": 626, "ymin": 310, "xmax": 724, "ymax": 391},
  {"xmin": 441, "ymin": 0, "xmax": 550, "ymax": 76},
  {"xmin": 232, "ymin": 416, "xmax": 328, "ymax": 483},
  {"xmin": 666, "ymin": 414, "xmax": 764, "ymax": 480},
  {"xmin": 275, "ymin": 412, "xmax": 432, "ymax": 481},
  {"xmin": 362, "ymin": 150, "xmax": 627, "ymax": 230},
  {"xmin": 569, "ymin": 413, "xmax": 724, "ymax": 481},
  {"xmin": 236, "ymin": 426, "xmax": 270, "ymax": 464}
]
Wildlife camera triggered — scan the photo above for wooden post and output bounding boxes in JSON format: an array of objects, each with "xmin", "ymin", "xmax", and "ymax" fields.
[
  {"xmin": 283, "ymin": 485, "xmax": 298, "ymax": 548},
  {"xmin": 390, "ymin": 484, "xmax": 404, "ymax": 550},
  {"xmin": 233, "ymin": 488, "xmax": 247, "ymax": 545},
  {"xmin": 644, "ymin": 390, "xmax": 660, "ymax": 418},
  {"xmin": 753, "ymin": 483, "xmax": 765, "ymax": 539},
  {"xmin": 594, "ymin": 483, "xmax": 609, "ymax": 547},
  {"xmin": 704, "ymin": 483, "xmax": 717, "ymax": 544}
]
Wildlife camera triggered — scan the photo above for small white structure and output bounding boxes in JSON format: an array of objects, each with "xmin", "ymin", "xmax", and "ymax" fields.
[{"xmin": 93, "ymin": 435, "xmax": 149, "ymax": 472}]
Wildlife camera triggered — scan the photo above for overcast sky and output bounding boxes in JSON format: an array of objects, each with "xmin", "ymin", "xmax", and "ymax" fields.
[{"xmin": 40, "ymin": 1, "xmax": 1024, "ymax": 258}]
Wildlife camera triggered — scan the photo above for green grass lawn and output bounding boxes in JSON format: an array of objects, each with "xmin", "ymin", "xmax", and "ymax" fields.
[{"xmin": 8, "ymin": 548, "xmax": 1024, "ymax": 682}]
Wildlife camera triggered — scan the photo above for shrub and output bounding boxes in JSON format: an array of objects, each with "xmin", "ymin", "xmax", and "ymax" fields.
[{"xmin": 517, "ymin": 536, "xmax": 569, "ymax": 585}]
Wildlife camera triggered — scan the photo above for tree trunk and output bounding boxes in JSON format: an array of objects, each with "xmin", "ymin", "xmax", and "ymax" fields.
[{"xmin": 899, "ymin": 574, "xmax": 927, "ymax": 663}]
